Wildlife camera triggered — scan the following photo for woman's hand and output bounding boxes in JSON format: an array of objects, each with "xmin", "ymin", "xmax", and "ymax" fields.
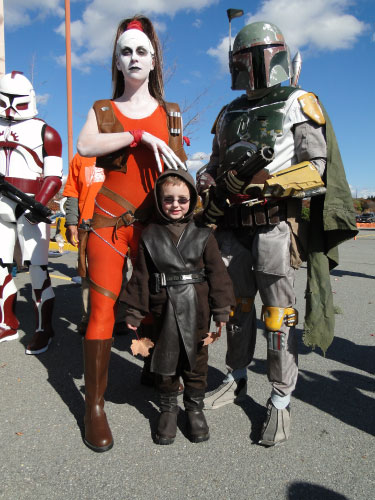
[
  {"xmin": 126, "ymin": 323, "xmax": 138, "ymax": 331},
  {"xmin": 65, "ymin": 225, "xmax": 79, "ymax": 247},
  {"xmin": 141, "ymin": 132, "xmax": 187, "ymax": 172}
]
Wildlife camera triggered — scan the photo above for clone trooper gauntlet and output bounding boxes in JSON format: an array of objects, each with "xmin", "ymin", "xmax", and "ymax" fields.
[{"xmin": 263, "ymin": 161, "xmax": 324, "ymax": 198}]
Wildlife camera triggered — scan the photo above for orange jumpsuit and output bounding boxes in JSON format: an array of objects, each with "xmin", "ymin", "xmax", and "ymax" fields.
[{"xmin": 86, "ymin": 103, "xmax": 169, "ymax": 340}]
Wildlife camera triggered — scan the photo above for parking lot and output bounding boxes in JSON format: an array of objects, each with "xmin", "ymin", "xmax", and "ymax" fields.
[{"xmin": 1, "ymin": 229, "xmax": 374, "ymax": 500}]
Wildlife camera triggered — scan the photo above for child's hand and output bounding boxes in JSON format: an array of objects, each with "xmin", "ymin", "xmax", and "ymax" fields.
[
  {"xmin": 126, "ymin": 323, "xmax": 138, "ymax": 331},
  {"xmin": 215, "ymin": 321, "xmax": 226, "ymax": 328}
]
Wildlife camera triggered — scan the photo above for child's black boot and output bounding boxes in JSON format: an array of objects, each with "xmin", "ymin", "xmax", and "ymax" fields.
[
  {"xmin": 155, "ymin": 392, "xmax": 179, "ymax": 445},
  {"xmin": 184, "ymin": 388, "xmax": 210, "ymax": 443}
]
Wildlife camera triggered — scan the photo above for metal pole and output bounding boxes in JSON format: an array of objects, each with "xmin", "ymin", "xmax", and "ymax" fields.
[
  {"xmin": 65, "ymin": 0, "xmax": 73, "ymax": 164},
  {"xmin": 0, "ymin": 0, "xmax": 5, "ymax": 76}
]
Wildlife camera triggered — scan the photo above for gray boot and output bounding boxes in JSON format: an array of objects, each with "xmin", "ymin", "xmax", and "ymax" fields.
[
  {"xmin": 155, "ymin": 392, "xmax": 179, "ymax": 445},
  {"xmin": 184, "ymin": 389, "xmax": 209, "ymax": 443},
  {"xmin": 258, "ymin": 398, "xmax": 291, "ymax": 447},
  {"xmin": 204, "ymin": 377, "xmax": 247, "ymax": 410}
]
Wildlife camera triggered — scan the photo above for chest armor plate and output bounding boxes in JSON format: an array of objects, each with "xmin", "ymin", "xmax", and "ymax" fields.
[
  {"xmin": 216, "ymin": 87, "xmax": 296, "ymax": 172},
  {"xmin": 0, "ymin": 119, "xmax": 44, "ymax": 178}
]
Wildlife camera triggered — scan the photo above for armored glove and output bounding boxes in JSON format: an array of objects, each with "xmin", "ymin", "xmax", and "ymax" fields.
[
  {"xmin": 263, "ymin": 161, "xmax": 324, "ymax": 198},
  {"xmin": 224, "ymin": 170, "xmax": 245, "ymax": 194},
  {"xmin": 196, "ymin": 171, "xmax": 216, "ymax": 195},
  {"xmin": 202, "ymin": 186, "xmax": 227, "ymax": 225}
]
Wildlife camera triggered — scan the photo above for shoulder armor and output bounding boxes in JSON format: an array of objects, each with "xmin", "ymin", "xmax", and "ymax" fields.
[
  {"xmin": 297, "ymin": 93, "xmax": 325, "ymax": 125},
  {"xmin": 43, "ymin": 124, "xmax": 62, "ymax": 157},
  {"xmin": 211, "ymin": 105, "xmax": 227, "ymax": 134}
]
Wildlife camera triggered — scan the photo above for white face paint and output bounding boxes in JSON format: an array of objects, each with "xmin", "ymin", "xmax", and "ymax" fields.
[{"xmin": 116, "ymin": 30, "xmax": 155, "ymax": 83}]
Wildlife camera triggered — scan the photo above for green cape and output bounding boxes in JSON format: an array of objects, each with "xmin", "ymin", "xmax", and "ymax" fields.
[{"xmin": 303, "ymin": 104, "xmax": 358, "ymax": 354}]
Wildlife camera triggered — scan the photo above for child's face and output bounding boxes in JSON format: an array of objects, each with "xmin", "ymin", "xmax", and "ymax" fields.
[{"xmin": 160, "ymin": 182, "xmax": 191, "ymax": 220}]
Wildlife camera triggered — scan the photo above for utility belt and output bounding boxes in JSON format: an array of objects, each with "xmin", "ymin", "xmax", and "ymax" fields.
[
  {"xmin": 223, "ymin": 199, "xmax": 287, "ymax": 228},
  {"xmin": 76, "ymin": 209, "xmax": 138, "ymax": 277},
  {"xmin": 150, "ymin": 269, "xmax": 206, "ymax": 294}
]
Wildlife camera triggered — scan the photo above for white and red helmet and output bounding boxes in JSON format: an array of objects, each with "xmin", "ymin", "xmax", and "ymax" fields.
[{"xmin": 0, "ymin": 71, "xmax": 38, "ymax": 120}]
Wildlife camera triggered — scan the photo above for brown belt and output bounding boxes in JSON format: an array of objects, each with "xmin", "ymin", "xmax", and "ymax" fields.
[
  {"xmin": 91, "ymin": 212, "xmax": 136, "ymax": 240},
  {"xmin": 94, "ymin": 185, "xmax": 151, "ymax": 227}
]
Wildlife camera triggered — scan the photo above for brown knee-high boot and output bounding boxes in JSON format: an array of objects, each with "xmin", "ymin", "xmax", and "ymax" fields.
[{"xmin": 83, "ymin": 338, "xmax": 113, "ymax": 452}]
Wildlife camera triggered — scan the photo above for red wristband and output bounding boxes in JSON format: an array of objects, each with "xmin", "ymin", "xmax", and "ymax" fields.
[{"xmin": 129, "ymin": 129, "xmax": 144, "ymax": 148}]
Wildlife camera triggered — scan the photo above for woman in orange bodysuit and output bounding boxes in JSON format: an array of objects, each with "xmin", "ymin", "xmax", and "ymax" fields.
[{"xmin": 77, "ymin": 15, "xmax": 187, "ymax": 453}]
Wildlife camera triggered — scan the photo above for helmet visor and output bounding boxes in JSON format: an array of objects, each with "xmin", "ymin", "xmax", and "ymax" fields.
[{"xmin": 232, "ymin": 44, "xmax": 289, "ymax": 90}]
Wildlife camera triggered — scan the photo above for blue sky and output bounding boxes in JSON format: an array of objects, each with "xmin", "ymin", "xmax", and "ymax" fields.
[{"xmin": 4, "ymin": 0, "xmax": 375, "ymax": 197}]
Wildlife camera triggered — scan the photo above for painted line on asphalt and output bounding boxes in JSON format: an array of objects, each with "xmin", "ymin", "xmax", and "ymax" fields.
[
  {"xmin": 15, "ymin": 272, "xmax": 74, "ymax": 282},
  {"xmin": 50, "ymin": 274, "xmax": 73, "ymax": 281}
]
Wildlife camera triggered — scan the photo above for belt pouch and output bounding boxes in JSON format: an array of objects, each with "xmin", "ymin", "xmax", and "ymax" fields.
[
  {"xmin": 267, "ymin": 204, "xmax": 280, "ymax": 225},
  {"xmin": 241, "ymin": 205, "xmax": 254, "ymax": 227},
  {"xmin": 254, "ymin": 206, "xmax": 267, "ymax": 226}
]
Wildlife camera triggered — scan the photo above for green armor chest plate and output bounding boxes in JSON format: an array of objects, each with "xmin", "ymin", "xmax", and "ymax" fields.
[{"xmin": 216, "ymin": 87, "xmax": 297, "ymax": 170}]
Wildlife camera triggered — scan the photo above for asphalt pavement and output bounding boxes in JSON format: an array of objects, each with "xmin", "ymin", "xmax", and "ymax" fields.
[{"xmin": 1, "ymin": 229, "xmax": 374, "ymax": 500}]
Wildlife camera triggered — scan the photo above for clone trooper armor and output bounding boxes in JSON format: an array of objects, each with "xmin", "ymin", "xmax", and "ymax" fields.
[
  {"xmin": 0, "ymin": 71, "xmax": 62, "ymax": 354},
  {"xmin": 199, "ymin": 22, "xmax": 327, "ymax": 445}
]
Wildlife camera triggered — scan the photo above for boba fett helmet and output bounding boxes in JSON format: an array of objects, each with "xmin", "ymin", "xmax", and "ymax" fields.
[{"xmin": 231, "ymin": 21, "xmax": 293, "ymax": 91}]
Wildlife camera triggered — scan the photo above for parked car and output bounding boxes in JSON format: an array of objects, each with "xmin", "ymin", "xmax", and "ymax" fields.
[{"xmin": 356, "ymin": 212, "xmax": 375, "ymax": 223}]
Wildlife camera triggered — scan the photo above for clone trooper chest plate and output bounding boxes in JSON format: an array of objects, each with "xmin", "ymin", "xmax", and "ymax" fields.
[
  {"xmin": 216, "ymin": 87, "xmax": 296, "ymax": 168},
  {"xmin": 0, "ymin": 118, "xmax": 45, "ymax": 179}
]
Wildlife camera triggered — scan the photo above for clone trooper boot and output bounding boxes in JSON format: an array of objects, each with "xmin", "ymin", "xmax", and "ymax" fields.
[
  {"xmin": 25, "ymin": 265, "xmax": 55, "ymax": 355},
  {"xmin": 204, "ymin": 376, "xmax": 247, "ymax": 410},
  {"xmin": 0, "ymin": 268, "xmax": 19, "ymax": 343},
  {"xmin": 259, "ymin": 398, "xmax": 291, "ymax": 447}
]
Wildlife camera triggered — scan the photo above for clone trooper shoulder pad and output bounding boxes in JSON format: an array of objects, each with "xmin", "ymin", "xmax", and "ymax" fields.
[
  {"xmin": 211, "ymin": 105, "xmax": 228, "ymax": 134},
  {"xmin": 297, "ymin": 93, "xmax": 325, "ymax": 125}
]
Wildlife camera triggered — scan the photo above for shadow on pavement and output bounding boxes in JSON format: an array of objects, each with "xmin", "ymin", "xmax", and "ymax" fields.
[
  {"xmin": 17, "ymin": 279, "xmax": 162, "ymax": 442},
  {"xmin": 298, "ymin": 329, "xmax": 375, "ymax": 375},
  {"xmin": 294, "ymin": 368, "xmax": 375, "ymax": 436},
  {"xmin": 331, "ymin": 268, "xmax": 375, "ymax": 279},
  {"xmin": 288, "ymin": 482, "xmax": 349, "ymax": 499}
]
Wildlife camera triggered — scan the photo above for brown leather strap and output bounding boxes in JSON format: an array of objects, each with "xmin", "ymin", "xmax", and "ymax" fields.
[
  {"xmin": 97, "ymin": 185, "xmax": 150, "ymax": 223},
  {"xmin": 91, "ymin": 212, "xmax": 135, "ymax": 230},
  {"xmin": 165, "ymin": 102, "xmax": 188, "ymax": 163},
  {"xmin": 93, "ymin": 100, "xmax": 124, "ymax": 134},
  {"xmin": 92, "ymin": 100, "xmax": 128, "ymax": 172},
  {"xmin": 77, "ymin": 229, "xmax": 89, "ymax": 278},
  {"xmin": 88, "ymin": 278, "xmax": 117, "ymax": 301},
  {"xmin": 98, "ymin": 185, "xmax": 136, "ymax": 212}
]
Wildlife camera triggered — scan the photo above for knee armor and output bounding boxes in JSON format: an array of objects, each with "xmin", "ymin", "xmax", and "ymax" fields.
[{"xmin": 261, "ymin": 306, "xmax": 298, "ymax": 331}]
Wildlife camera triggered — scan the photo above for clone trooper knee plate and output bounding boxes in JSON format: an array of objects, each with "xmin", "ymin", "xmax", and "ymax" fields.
[{"xmin": 0, "ymin": 264, "xmax": 19, "ymax": 342}]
